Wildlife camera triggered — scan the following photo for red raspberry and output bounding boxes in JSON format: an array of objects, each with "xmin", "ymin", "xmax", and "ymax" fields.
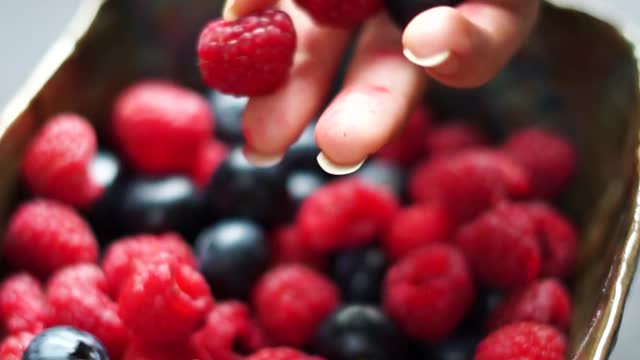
[
  {"xmin": 297, "ymin": 179, "xmax": 399, "ymax": 253},
  {"xmin": 502, "ymin": 127, "xmax": 576, "ymax": 199},
  {"xmin": 118, "ymin": 254, "xmax": 214, "ymax": 344},
  {"xmin": 383, "ymin": 204, "xmax": 452, "ymax": 261},
  {"xmin": 294, "ymin": 0, "xmax": 383, "ymax": 28},
  {"xmin": 270, "ymin": 225, "xmax": 326, "ymax": 270},
  {"xmin": 22, "ymin": 113, "xmax": 101, "ymax": 208},
  {"xmin": 102, "ymin": 232, "xmax": 197, "ymax": 296},
  {"xmin": 527, "ymin": 203, "xmax": 578, "ymax": 278},
  {"xmin": 383, "ymin": 243, "xmax": 475, "ymax": 342},
  {"xmin": 112, "ymin": 80, "xmax": 213, "ymax": 174},
  {"xmin": 123, "ymin": 340, "xmax": 199, "ymax": 360},
  {"xmin": 454, "ymin": 202, "xmax": 542, "ymax": 289},
  {"xmin": 474, "ymin": 322, "xmax": 567, "ymax": 360},
  {"xmin": 192, "ymin": 301, "xmax": 269, "ymax": 360},
  {"xmin": 247, "ymin": 347, "xmax": 326, "ymax": 360},
  {"xmin": 3, "ymin": 199, "xmax": 98, "ymax": 277},
  {"xmin": 409, "ymin": 149, "xmax": 530, "ymax": 224},
  {"xmin": 191, "ymin": 139, "xmax": 228, "ymax": 188},
  {"xmin": 376, "ymin": 106, "xmax": 432, "ymax": 166},
  {"xmin": 47, "ymin": 264, "xmax": 128, "ymax": 358},
  {"xmin": 0, "ymin": 273, "xmax": 50, "ymax": 334},
  {"xmin": 252, "ymin": 265, "xmax": 339, "ymax": 347},
  {"xmin": 424, "ymin": 122, "xmax": 489, "ymax": 157},
  {"xmin": 486, "ymin": 279, "xmax": 571, "ymax": 333},
  {"xmin": 198, "ymin": 10, "xmax": 296, "ymax": 96},
  {"xmin": 0, "ymin": 332, "xmax": 34, "ymax": 360}
]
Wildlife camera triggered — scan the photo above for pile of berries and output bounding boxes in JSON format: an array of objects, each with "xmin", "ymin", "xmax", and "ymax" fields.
[{"xmin": 1, "ymin": 73, "xmax": 577, "ymax": 359}]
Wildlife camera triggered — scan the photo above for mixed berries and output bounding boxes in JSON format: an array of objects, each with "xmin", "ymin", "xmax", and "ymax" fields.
[{"xmin": 3, "ymin": 2, "xmax": 578, "ymax": 359}]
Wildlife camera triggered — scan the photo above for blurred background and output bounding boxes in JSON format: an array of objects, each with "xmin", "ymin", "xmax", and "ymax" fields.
[{"xmin": 0, "ymin": 0, "xmax": 640, "ymax": 359}]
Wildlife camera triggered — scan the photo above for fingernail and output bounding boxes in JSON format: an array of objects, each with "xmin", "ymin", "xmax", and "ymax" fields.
[
  {"xmin": 242, "ymin": 147, "xmax": 284, "ymax": 167},
  {"xmin": 316, "ymin": 152, "xmax": 366, "ymax": 176},
  {"xmin": 403, "ymin": 48, "xmax": 450, "ymax": 68},
  {"xmin": 222, "ymin": 0, "xmax": 238, "ymax": 20}
]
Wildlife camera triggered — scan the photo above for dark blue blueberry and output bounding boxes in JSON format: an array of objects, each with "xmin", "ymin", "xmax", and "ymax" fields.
[
  {"xmin": 23, "ymin": 326, "xmax": 109, "ymax": 360},
  {"xmin": 112, "ymin": 175, "xmax": 206, "ymax": 239},
  {"xmin": 329, "ymin": 246, "xmax": 388, "ymax": 304},
  {"xmin": 196, "ymin": 219, "xmax": 269, "ymax": 299},
  {"xmin": 384, "ymin": 0, "xmax": 465, "ymax": 29},
  {"xmin": 207, "ymin": 148, "xmax": 291, "ymax": 226},
  {"xmin": 411, "ymin": 333, "xmax": 482, "ymax": 360},
  {"xmin": 286, "ymin": 170, "xmax": 326, "ymax": 211},
  {"xmin": 354, "ymin": 160, "xmax": 407, "ymax": 202},
  {"xmin": 208, "ymin": 90, "xmax": 248, "ymax": 144},
  {"xmin": 312, "ymin": 305, "xmax": 409, "ymax": 360},
  {"xmin": 281, "ymin": 124, "xmax": 322, "ymax": 172},
  {"xmin": 460, "ymin": 289, "xmax": 503, "ymax": 331}
]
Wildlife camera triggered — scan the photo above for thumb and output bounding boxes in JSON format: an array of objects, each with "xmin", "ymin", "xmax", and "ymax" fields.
[{"xmin": 223, "ymin": 0, "xmax": 280, "ymax": 19}]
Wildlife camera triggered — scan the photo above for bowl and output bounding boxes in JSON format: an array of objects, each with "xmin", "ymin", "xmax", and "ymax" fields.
[{"xmin": 1, "ymin": 0, "xmax": 639, "ymax": 358}]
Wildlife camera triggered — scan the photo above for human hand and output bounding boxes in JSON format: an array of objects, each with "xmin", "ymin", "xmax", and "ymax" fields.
[{"xmin": 223, "ymin": 0, "xmax": 540, "ymax": 174}]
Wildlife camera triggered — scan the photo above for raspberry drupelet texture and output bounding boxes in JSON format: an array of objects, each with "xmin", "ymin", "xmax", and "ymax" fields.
[
  {"xmin": 47, "ymin": 264, "xmax": 128, "ymax": 359},
  {"xmin": 123, "ymin": 340, "xmax": 199, "ymax": 360},
  {"xmin": 191, "ymin": 301, "xmax": 269, "ymax": 360},
  {"xmin": 297, "ymin": 179, "xmax": 399, "ymax": 253},
  {"xmin": 198, "ymin": 10, "xmax": 296, "ymax": 96},
  {"xmin": 424, "ymin": 122, "xmax": 489, "ymax": 157},
  {"xmin": 383, "ymin": 204, "xmax": 452, "ymax": 261},
  {"xmin": 252, "ymin": 264, "xmax": 340, "ymax": 347},
  {"xmin": 486, "ymin": 278, "xmax": 572, "ymax": 333},
  {"xmin": 0, "ymin": 332, "xmax": 34, "ymax": 360},
  {"xmin": 246, "ymin": 347, "xmax": 326, "ymax": 360},
  {"xmin": 118, "ymin": 254, "xmax": 214, "ymax": 344},
  {"xmin": 454, "ymin": 202, "xmax": 542, "ymax": 289},
  {"xmin": 474, "ymin": 322, "xmax": 567, "ymax": 360},
  {"xmin": 376, "ymin": 106, "xmax": 432, "ymax": 166},
  {"xmin": 502, "ymin": 126, "xmax": 576, "ymax": 199},
  {"xmin": 191, "ymin": 139, "xmax": 229, "ymax": 188},
  {"xmin": 294, "ymin": 0, "xmax": 383, "ymax": 28},
  {"xmin": 112, "ymin": 80, "xmax": 213, "ymax": 174},
  {"xmin": 270, "ymin": 225, "xmax": 326, "ymax": 270},
  {"xmin": 3, "ymin": 199, "xmax": 98, "ymax": 277},
  {"xmin": 0, "ymin": 273, "xmax": 50, "ymax": 335},
  {"xmin": 22, "ymin": 113, "xmax": 101, "ymax": 208},
  {"xmin": 383, "ymin": 243, "xmax": 475, "ymax": 342},
  {"xmin": 409, "ymin": 149, "xmax": 530, "ymax": 224}
]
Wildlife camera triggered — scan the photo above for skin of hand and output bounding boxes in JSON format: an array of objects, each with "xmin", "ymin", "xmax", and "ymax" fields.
[{"xmin": 222, "ymin": 0, "xmax": 540, "ymax": 174}]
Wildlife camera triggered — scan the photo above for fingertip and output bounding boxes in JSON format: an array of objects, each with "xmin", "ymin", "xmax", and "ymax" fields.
[{"xmin": 222, "ymin": 0, "xmax": 279, "ymax": 20}]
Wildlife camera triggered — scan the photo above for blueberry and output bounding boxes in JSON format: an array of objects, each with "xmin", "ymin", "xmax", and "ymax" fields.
[
  {"xmin": 113, "ymin": 175, "xmax": 206, "ymax": 239},
  {"xmin": 207, "ymin": 147, "xmax": 291, "ymax": 226},
  {"xmin": 354, "ymin": 160, "xmax": 407, "ymax": 202},
  {"xmin": 460, "ymin": 289, "xmax": 503, "ymax": 330},
  {"xmin": 86, "ymin": 150, "xmax": 126, "ymax": 242},
  {"xmin": 196, "ymin": 219, "xmax": 269, "ymax": 299},
  {"xmin": 281, "ymin": 124, "xmax": 322, "ymax": 172},
  {"xmin": 329, "ymin": 245, "xmax": 388, "ymax": 303},
  {"xmin": 384, "ymin": 0, "xmax": 465, "ymax": 29},
  {"xmin": 286, "ymin": 170, "xmax": 326, "ymax": 210},
  {"xmin": 23, "ymin": 326, "xmax": 109, "ymax": 360},
  {"xmin": 312, "ymin": 305, "xmax": 408, "ymax": 360},
  {"xmin": 412, "ymin": 333, "xmax": 482, "ymax": 360},
  {"xmin": 208, "ymin": 90, "xmax": 248, "ymax": 144}
]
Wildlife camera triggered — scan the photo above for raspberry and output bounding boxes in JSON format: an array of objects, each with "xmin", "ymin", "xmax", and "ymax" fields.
[
  {"xmin": 102, "ymin": 232, "xmax": 197, "ymax": 296},
  {"xmin": 191, "ymin": 139, "xmax": 228, "ymax": 188},
  {"xmin": 123, "ymin": 340, "xmax": 199, "ymax": 360},
  {"xmin": 0, "ymin": 273, "xmax": 50, "ymax": 334},
  {"xmin": 383, "ymin": 204, "xmax": 452, "ymax": 261},
  {"xmin": 252, "ymin": 265, "xmax": 340, "ymax": 347},
  {"xmin": 474, "ymin": 322, "xmax": 567, "ymax": 360},
  {"xmin": 297, "ymin": 179, "xmax": 399, "ymax": 253},
  {"xmin": 527, "ymin": 203, "xmax": 578, "ymax": 278},
  {"xmin": 3, "ymin": 199, "xmax": 98, "ymax": 277},
  {"xmin": 118, "ymin": 254, "xmax": 214, "ymax": 344},
  {"xmin": 409, "ymin": 149, "xmax": 530, "ymax": 224},
  {"xmin": 383, "ymin": 243, "xmax": 475, "ymax": 342},
  {"xmin": 294, "ymin": 0, "xmax": 383, "ymax": 28},
  {"xmin": 198, "ymin": 10, "xmax": 296, "ymax": 96},
  {"xmin": 270, "ymin": 225, "xmax": 326, "ymax": 270},
  {"xmin": 192, "ymin": 301, "xmax": 269, "ymax": 360},
  {"xmin": 0, "ymin": 332, "xmax": 34, "ymax": 360},
  {"xmin": 112, "ymin": 80, "xmax": 213, "ymax": 174},
  {"xmin": 454, "ymin": 202, "xmax": 542, "ymax": 289},
  {"xmin": 21, "ymin": 113, "xmax": 101, "ymax": 208},
  {"xmin": 47, "ymin": 264, "xmax": 128, "ymax": 359},
  {"xmin": 424, "ymin": 122, "xmax": 489, "ymax": 157},
  {"xmin": 247, "ymin": 347, "xmax": 325, "ymax": 360},
  {"xmin": 486, "ymin": 279, "xmax": 572, "ymax": 333},
  {"xmin": 502, "ymin": 127, "xmax": 576, "ymax": 199},
  {"xmin": 376, "ymin": 106, "xmax": 432, "ymax": 166}
]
